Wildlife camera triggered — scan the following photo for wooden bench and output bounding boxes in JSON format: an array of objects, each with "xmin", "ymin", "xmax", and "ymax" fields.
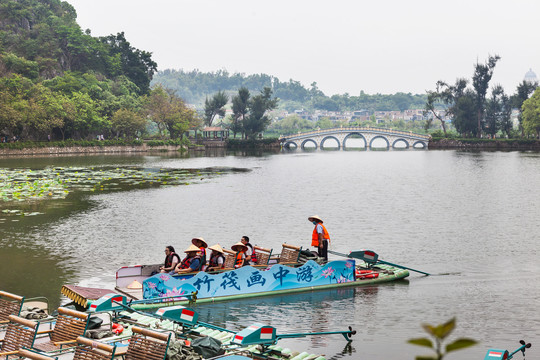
[
  {"xmin": 0, "ymin": 315, "xmax": 39, "ymax": 358},
  {"xmin": 33, "ymin": 307, "xmax": 90, "ymax": 353},
  {"xmin": 121, "ymin": 326, "xmax": 171, "ymax": 360},
  {"xmin": 0, "ymin": 291, "xmax": 24, "ymax": 326}
]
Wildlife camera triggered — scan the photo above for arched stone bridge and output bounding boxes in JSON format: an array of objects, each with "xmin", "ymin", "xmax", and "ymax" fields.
[{"xmin": 279, "ymin": 127, "xmax": 431, "ymax": 150}]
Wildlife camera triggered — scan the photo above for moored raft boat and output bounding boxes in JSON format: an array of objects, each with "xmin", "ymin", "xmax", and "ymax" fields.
[{"xmin": 138, "ymin": 259, "xmax": 409, "ymax": 309}]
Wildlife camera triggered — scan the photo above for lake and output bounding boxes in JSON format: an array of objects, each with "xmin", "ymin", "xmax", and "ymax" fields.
[{"xmin": 1, "ymin": 149, "xmax": 539, "ymax": 359}]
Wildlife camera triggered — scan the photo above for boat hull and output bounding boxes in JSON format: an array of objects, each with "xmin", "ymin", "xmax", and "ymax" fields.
[{"xmin": 130, "ymin": 261, "xmax": 408, "ymax": 310}]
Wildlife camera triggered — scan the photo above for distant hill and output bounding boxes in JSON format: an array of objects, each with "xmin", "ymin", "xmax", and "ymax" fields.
[
  {"xmin": 0, "ymin": 0, "xmax": 156, "ymax": 94},
  {"xmin": 152, "ymin": 69, "xmax": 427, "ymax": 112},
  {"xmin": 0, "ymin": 0, "xmax": 158, "ymax": 140}
]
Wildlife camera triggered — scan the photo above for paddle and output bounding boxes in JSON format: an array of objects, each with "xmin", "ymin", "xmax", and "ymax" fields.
[{"xmin": 328, "ymin": 249, "xmax": 430, "ymax": 276}]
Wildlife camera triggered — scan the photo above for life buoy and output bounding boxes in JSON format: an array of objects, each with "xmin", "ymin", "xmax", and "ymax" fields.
[
  {"xmin": 112, "ymin": 323, "xmax": 124, "ymax": 334},
  {"xmin": 355, "ymin": 269, "xmax": 379, "ymax": 279}
]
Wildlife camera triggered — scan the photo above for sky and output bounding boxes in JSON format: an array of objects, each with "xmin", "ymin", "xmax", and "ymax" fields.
[{"xmin": 66, "ymin": 0, "xmax": 540, "ymax": 96}]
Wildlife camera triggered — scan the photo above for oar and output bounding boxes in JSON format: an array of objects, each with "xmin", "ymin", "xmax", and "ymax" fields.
[
  {"xmin": 374, "ymin": 259, "xmax": 430, "ymax": 276},
  {"xmin": 328, "ymin": 249, "xmax": 430, "ymax": 276},
  {"xmin": 277, "ymin": 326, "xmax": 357, "ymax": 342}
]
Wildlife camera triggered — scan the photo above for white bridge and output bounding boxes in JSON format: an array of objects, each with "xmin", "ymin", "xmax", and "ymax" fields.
[{"xmin": 279, "ymin": 127, "xmax": 431, "ymax": 150}]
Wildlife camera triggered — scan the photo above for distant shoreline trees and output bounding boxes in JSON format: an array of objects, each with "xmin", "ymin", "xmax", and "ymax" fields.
[{"xmin": 425, "ymin": 55, "xmax": 539, "ymax": 139}]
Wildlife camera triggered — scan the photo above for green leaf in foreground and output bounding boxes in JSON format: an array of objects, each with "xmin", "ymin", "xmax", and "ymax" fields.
[
  {"xmin": 445, "ymin": 338, "xmax": 477, "ymax": 353},
  {"xmin": 409, "ymin": 318, "xmax": 476, "ymax": 360}
]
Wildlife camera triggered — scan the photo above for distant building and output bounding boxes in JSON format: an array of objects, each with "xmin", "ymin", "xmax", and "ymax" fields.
[{"xmin": 524, "ymin": 68, "xmax": 538, "ymax": 84}]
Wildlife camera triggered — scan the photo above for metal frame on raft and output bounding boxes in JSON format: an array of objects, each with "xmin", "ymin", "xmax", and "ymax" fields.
[
  {"xmin": 88, "ymin": 294, "xmax": 355, "ymax": 359},
  {"xmin": 328, "ymin": 249, "xmax": 430, "ymax": 276},
  {"xmin": 483, "ymin": 340, "xmax": 531, "ymax": 360}
]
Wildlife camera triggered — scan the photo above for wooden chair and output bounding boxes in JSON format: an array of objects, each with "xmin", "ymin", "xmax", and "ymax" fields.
[
  {"xmin": 253, "ymin": 246, "xmax": 272, "ymax": 266},
  {"xmin": 277, "ymin": 244, "xmax": 302, "ymax": 266},
  {"xmin": 0, "ymin": 315, "xmax": 39, "ymax": 359},
  {"xmin": 0, "ymin": 291, "xmax": 24, "ymax": 326},
  {"xmin": 222, "ymin": 249, "xmax": 237, "ymax": 270},
  {"xmin": 33, "ymin": 307, "xmax": 90, "ymax": 353},
  {"xmin": 17, "ymin": 349, "xmax": 57, "ymax": 360},
  {"xmin": 71, "ymin": 337, "xmax": 117, "ymax": 360},
  {"xmin": 121, "ymin": 326, "xmax": 171, "ymax": 360}
]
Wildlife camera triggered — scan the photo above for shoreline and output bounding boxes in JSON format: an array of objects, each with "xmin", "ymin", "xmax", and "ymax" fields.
[
  {"xmin": 429, "ymin": 138, "xmax": 540, "ymax": 150},
  {"xmin": 1, "ymin": 139, "xmax": 539, "ymax": 156}
]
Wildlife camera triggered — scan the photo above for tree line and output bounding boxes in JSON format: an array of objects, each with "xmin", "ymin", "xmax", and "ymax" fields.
[{"xmin": 152, "ymin": 69, "xmax": 428, "ymax": 113}]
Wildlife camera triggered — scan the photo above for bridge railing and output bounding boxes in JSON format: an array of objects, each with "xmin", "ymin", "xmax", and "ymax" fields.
[{"xmin": 279, "ymin": 127, "xmax": 431, "ymax": 140}]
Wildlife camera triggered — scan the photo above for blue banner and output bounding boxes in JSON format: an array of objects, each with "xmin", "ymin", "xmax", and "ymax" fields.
[{"xmin": 143, "ymin": 260, "xmax": 356, "ymax": 300}]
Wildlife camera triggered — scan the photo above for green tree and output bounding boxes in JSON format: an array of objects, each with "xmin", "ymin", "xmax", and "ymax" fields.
[
  {"xmin": 231, "ymin": 87, "xmax": 250, "ymax": 138},
  {"xmin": 204, "ymin": 90, "xmax": 228, "ymax": 126},
  {"xmin": 452, "ymin": 91, "xmax": 477, "ymax": 137},
  {"xmin": 483, "ymin": 85, "xmax": 512, "ymax": 138},
  {"xmin": 243, "ymin": 87, "xmax": 278, "ymax": 139},
  {"xmin": 315, "ymin": 117, "xmax": 333, "ymax": 129},
  {"xmin": 472, "ymin": 55, "xmax": 500, "ymax": 137},
  {"xmin": 270, "ymin": 114, "xmax": 313, "ymax": 134},
  {"xmin": 408, "ymin": 318, "xmax": 476, "ymax": 360},
  {"xmin": 145, "ymin": 86, "xmax": 199, "ymax": 140},
  {"xmin": 522, "ymin": 88, "xmax": 540, "ymax": 138},
  {"xmin": 111, "ymin": 108, "xmax": 147, "ymax": 139},
  {"xmin": 100, "ymin": 32, "xmax": 157, "ymax": 95},
  {"xmin": 511, "ymin": 80, "xmax": 538, "ymax": 136}
]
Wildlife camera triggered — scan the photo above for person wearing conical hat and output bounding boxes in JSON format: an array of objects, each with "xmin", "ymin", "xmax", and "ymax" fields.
[
  {"xmin": 206, "ymin": 244, "xmax": 225, "ymax": 272},
  {"xmin": 308, "ymin": 215, "xmax": 330, "ymax": 262},
  {"xmin": 192, "ymin": 237, "xmax": 207, "ymax": 269},
  {"xmin": 231, "ymin": 242, "xmax": 248, "ymax": 268},
  {"xmin": 175, "ymin": 244, "xmax": 203, "ymax": 274}
]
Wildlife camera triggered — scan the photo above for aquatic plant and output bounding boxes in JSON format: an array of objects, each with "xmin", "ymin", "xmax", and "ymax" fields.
[
  {"xmin": 408, "ymin": 317, "xmax": 476, "ymax": 360},
  {"xmin": 0, "ymin": 165, "xmax": 247, "ymax": 215}
]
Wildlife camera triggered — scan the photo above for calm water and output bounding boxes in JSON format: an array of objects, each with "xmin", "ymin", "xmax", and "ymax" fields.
[{"xmin": 1, "ymin": 149, "xmax": 539, "ymax": 359}]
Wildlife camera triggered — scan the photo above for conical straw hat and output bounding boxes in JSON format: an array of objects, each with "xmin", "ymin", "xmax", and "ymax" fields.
[
  {"xmin": 192, "ymin": 237, "xmax": 208, "ymax": 248},
  {"xmin": 308, "ymin": 215, "xmax": 323, "ymax": 223},
  {"xmin": 185, "ymin": 244, "xmax": 201, "ymax": 253},
  {"xmin": 231, "ymin": 242, "xmax": 247, "ymax": 252},
  {"xmin": 208, "ymin": 244, "xmax": 224, "ymax": 253}
]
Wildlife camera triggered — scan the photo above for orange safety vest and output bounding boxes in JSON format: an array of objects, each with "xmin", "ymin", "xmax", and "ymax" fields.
[
  {"xmin": 235, "ymin": 252, "xmax": 244, "ymax": 267},
  {"xmin": 312, "ymin": 223, "xmax": 330, "ymax": 247}
]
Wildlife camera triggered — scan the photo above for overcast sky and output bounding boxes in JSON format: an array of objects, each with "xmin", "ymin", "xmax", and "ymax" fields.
[{"xmin": 67, "ymin": 0, "xmax": 540, "ymax": 96}]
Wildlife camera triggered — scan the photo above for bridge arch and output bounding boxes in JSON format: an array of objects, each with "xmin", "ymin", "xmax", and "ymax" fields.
[
  {"xmin": 301, "ymin": 139, "xmax": 318, "ymax": 150},
  {"xmin": 283, "ymin": 141, "xmax": 298, "ymax": 150},
  {"xmin": 320, "ymin": 136, "xmax": 340, "ymax": 150},
  {"xmin": 412, "ymin": 140, "xmax": 427, "ymax": 149},
  {"xmin": 369, "ymin": 136, "xmax": 390, "ymax": 150},
  {"xmin": 392, "ymin": 138, "xmax": 409, "ymax": 149},
  {"xmin": 343, "ymin": 132, "xmax": 367, "ymax": 150}
]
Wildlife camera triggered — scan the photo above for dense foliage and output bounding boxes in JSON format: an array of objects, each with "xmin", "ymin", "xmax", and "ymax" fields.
[
  {"xmin": 0, "ymin": 0, "xmax": 161, "ymax": 141},
  {"xmin": 152, "ymin": 69, "xmax": 428, "ymax": 112},
  {"xmin": 425, "ymin": 56, "xmax": 539, "ymax": 138}
]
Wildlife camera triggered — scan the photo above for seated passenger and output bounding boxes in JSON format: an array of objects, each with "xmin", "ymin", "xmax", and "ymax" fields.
[
  {"xmin": 231, "ymin": 242, "xmax": 248, "ymax": 268},
  {"xmin": 206, "ymin": 244, "xmax": 225, "ymax": 271},
  {"xmin": 241, "ymin": 236, "xmax": 257, "ymax": 265},
  {"xmin": 175, "ymin": 245, "xmax": 203, "ymax": 274},
  {"xmin": 160, "ymin": 245, "xmax": 180, "ymax": 273},
  {"xmin": 192, "ymin": 237, "xmax": 208, "ymax": 269}
]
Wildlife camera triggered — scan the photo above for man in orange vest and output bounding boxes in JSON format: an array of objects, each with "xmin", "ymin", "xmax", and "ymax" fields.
[{"xmin": 309, "ymin": 215, "xmax": 330, "ymax": 262}]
